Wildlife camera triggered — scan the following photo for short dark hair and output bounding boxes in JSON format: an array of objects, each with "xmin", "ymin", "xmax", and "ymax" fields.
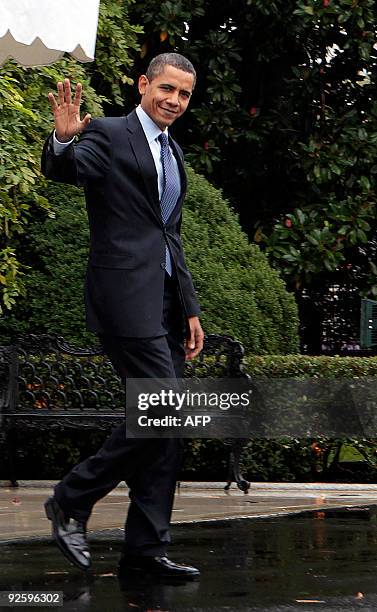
[{"xmin": 146, "ymin": 53, "xmax": 196, "ymax": 87}]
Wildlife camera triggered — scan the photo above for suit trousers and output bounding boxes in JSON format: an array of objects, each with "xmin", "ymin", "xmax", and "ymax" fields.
[{"xmin": 54, "ymin": 273, "xmax": 186, "ymax": 556}]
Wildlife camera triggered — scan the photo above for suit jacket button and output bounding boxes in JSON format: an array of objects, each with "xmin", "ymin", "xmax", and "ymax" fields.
[{"xmin": 160, "ymin": 262, "xmax": 165, "ymax": 269}]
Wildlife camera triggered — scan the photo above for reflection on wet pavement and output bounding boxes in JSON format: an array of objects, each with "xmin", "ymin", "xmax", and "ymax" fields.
[{"xmin": 2, "ymin": 507, "xmax": 377, "ymax": 611}]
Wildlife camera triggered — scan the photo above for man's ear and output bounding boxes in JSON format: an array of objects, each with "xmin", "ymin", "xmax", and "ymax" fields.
[{"xmin": 138, "ymin": 75, "xmax": 148, "ymax": 95}]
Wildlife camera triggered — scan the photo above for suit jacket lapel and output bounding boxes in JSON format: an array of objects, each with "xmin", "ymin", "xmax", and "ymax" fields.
[
  {"xmin": 126, "ymin": 110, "xmax": 163, "ymax": 225},
  {"xmin": 170, "ymin": 137, "xmax": 187, "ymax": 201},
  {"xmin": 126, "ymin": 110, "xmax": 187, "ymax": 228}
]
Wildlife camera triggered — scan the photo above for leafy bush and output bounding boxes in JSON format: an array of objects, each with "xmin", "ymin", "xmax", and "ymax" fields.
[
  {"xmin": 0, "ymin": 59, "xmax": 100, "ymax": 313},
  {"xmin": 0, "ymin": 185, "xmax": 95, "ymax": 345},
  {"xmin": 183, "ymin": 167, "xmax": 299, "ymax": 353},
  {"xmin": 245, "ymin": 354, "xmax": 377, "ymax": 377}
]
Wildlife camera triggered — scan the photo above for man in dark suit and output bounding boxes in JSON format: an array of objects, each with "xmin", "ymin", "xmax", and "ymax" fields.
[{"xmin": 41, "ymin": 53, "xmax": 204, "ymax": 579}]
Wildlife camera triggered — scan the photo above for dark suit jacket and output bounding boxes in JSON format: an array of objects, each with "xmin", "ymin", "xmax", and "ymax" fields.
[{"xmin": 41, "ymin": 110, "xmax": 200, "ymax": 337}]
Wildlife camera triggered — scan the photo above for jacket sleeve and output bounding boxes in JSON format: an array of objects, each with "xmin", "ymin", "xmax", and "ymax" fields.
[
  {"xmin": 178, "ymin": 252, "xmax": 201, "ymax": 317},
  {"xmin": 41, "ymin": 119, "xmax": 112, "ymax": 187},
  {"xmin": 172, "ymin": 220, "xmax": 201, "ymax": 317}
]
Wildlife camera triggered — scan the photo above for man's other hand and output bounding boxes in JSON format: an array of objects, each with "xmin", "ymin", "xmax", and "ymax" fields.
[
  {"xmin": 48, "ymin": 78, "xmax": 91, "ymax": 143},
  {"xmin": 185, "ymin": 316, "xmax": 204, "ymax": 361}
]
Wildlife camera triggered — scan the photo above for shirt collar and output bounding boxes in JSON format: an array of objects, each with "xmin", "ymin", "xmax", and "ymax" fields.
[{"xmin": 136, "ymin": 105, "xmax": 168, "ymax": 143}]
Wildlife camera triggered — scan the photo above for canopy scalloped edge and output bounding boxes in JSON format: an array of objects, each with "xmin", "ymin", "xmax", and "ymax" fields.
[{"xmin": 0, "ymin": 31, "xmax": 95, "ymax": 67}]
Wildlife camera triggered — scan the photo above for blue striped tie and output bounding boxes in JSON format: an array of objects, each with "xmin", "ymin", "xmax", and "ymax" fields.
[{"xmin": 158, "ymin": 132, "xmax": 181, "ymax": 276}]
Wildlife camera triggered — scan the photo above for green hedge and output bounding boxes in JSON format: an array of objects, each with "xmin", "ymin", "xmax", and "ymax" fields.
[
  {"xmin": 190, "ymin": 352, "xmax": 377, "ymax": 483},
  {"xmin": 182, "ymin": 167, "xmax": 299, "ymax": 354},
  {"xmin": 242, "ymin": 355, "xmax": 377, "ymax": 482},
  {"xmin": 0, "ymin": 167, "xmax": 299, "ymax": 354},
  {"xmin": 245, "ymin": 354, "xmax": 377, "ymax": 377},
  {"xmin": 0, "ymin": 185, "xmax": 94, "ymax": 345}
]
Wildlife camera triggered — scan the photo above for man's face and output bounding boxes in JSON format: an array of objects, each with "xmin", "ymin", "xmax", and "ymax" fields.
[{"xmin": 138, "ymin": 64, "xmax": 194, "ymax": 130}]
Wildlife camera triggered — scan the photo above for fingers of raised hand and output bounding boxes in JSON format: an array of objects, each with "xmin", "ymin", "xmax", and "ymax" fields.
[
  {"xmin": 56, "ymin": 79, "xmax": 74, "ymax": 107},
  {"xmin": 53, "ymin": 79, "xmax": 83, "ymax": 110},
  {"xmin": 73, "ymin": 82, "xmax": 83, "ymax": 108},
  {"xmin": 64, "ymin": 78, "xmax": 72, "ymax": 105},
  {"xmin": 48, "ymin": 92, "xmax": 58, "ymax": 111},
  {"xmin": 81, "ymin": 113, "xmax": 92, "ymax": 129},
  {"xmin": 57, "ymin": 81, "xmax": 65, "ymax": 106}
]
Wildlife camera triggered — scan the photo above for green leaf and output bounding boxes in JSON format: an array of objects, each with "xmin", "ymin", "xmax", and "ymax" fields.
[
  {"xmin": 296, "ymin": 209, "xmax": 306, "ymax": 225},
  {"xmin": 359, "ymin": 175, "xmax": 371, "ymax": 190},
  {"xmin": 306, "ymin": 235, "xmax": 319, "ymax": 246},
  {"xmin": 324, "ymin": 258, "xmax": 335, "ymax": 272}
]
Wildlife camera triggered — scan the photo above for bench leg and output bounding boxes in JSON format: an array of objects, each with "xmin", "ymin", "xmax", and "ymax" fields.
[
  {"xmin": 224, "ymin": 440, "xmax": 250, "ymax": 493},
  {"xmin": 5, "ymin": 430, "xmax": 18, "ymax": 487}
]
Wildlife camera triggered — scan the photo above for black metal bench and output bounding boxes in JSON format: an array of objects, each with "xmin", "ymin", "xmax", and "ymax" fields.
[{"xmin": 0, "ymin": 333, "xmax": 250, "ymax": 492}]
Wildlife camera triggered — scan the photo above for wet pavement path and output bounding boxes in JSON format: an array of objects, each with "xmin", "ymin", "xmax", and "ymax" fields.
[
  {"xmin": 2, "ymin": 507, "xmax": 377, "ymax": 611},
  {"xmin": 3, "ymin": 482, "xmax": 377, "ymax": 541}
]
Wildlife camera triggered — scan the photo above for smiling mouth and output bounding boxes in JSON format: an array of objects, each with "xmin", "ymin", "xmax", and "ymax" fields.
[{"xmin": 160, "ymin": 107, "xmax": 178, "ymax": 115}]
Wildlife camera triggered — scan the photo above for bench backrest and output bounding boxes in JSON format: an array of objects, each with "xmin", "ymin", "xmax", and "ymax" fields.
[{"xmin": 0, "ymin": 333, "xmax": 248, "ymax": 430}]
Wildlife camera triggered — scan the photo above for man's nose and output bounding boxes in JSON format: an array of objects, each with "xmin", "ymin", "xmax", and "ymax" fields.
[{"xmin": 166, "ymin": 91, "xmax": 179, "ymax": 105}]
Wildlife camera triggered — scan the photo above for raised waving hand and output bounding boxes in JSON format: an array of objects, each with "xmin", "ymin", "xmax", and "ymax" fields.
[{"xmin": 48, "ymin": 78, "xmax": 91, "ymax": 142}]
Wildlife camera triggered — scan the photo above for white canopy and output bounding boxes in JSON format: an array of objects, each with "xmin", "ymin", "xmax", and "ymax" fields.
[{"xmin": 0, "ymin": 0, "xmax": 100, "ymax": 66}]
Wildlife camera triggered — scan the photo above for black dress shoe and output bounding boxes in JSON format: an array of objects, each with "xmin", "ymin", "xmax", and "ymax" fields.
[
  {"xmin": 44, "ymin": 497, "xmax": 91, "ymax": 570},
  {"xmin": 118, "ymin": 554, "xmax": 200, "ymax": 579}
]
